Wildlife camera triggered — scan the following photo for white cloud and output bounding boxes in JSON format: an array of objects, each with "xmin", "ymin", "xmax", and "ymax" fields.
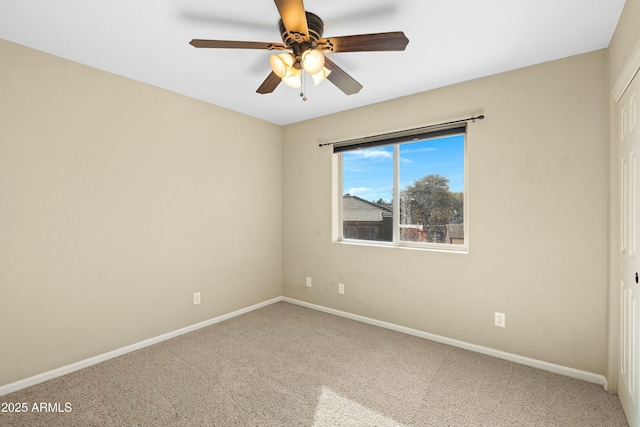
[
  {"xmin": 347, "ymin": 187, "xmax": 373, "ymax": 195},
  {"xmin": 401, "ymin": 147, "xmax": 438, "ymax": 154},
  {"xmin": 350, "ymin": 149, "xmax": 392, "ymax": 159}
]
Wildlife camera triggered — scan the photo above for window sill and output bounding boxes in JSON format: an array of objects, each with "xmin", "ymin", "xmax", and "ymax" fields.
[{"xmin": 335, "ymin": 239, "xmax": 469, "ymax": 254}]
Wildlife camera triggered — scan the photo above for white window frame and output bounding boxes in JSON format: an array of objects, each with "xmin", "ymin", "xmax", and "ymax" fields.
[{"xmin": 333, "ymin": 129, "xmax": 468, "ymax": 253}]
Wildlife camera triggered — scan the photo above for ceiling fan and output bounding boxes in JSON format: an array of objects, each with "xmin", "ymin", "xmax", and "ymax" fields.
[{"xmin": 189, "ymin": 0, "xmax": 409, "ymax": 97}]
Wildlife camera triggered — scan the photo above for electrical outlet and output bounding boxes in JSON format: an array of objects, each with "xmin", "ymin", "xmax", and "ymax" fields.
[
  {"xmin": 338, "ymin": 283, "xmax": 345, "ymax": 294},
  {"xmin": 306, "ymin": 277, "xmax": 312, "ymax": 287},
  {"xmin": 193, "ymin": 292, "xmax": 201, "ymax": 305},
  {"xmin": 494, "ymin": 312, "xmax": 505, "ymax": 328}
]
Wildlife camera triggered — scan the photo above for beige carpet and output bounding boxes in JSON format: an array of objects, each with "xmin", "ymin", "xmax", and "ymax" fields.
[{"xmin": 0, "ymin": 302, "xmax": 628, "ymax": 426}]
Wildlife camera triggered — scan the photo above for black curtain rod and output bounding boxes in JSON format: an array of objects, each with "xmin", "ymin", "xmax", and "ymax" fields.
[{"xmin": 318, "ymin": 114, "xmax": 485, "ymax": 148}]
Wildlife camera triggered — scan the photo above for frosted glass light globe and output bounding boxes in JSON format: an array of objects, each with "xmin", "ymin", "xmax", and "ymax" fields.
[{"xmin": 302, "ymin": 49, "xmax": 325, "ymax": 75}]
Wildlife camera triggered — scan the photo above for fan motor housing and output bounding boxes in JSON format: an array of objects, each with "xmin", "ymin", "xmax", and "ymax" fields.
[{"xmin": 279, "ymin": 11, "xmax": 324, "ymax": 49}]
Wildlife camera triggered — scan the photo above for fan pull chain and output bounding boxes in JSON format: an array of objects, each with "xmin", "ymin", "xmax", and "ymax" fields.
[{"xmin": 300, "ymin": 69, "xmax": 307, "ymax": 101}]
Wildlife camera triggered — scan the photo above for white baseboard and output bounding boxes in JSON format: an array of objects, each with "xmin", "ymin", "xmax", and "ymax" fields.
[
  {"xmin": 283, "ymin": 297, "xmax": 608, "ymax": 390},
  {"xmin": 1, "ymin": 295, "xmax": 608, "ymax": 397},
  {"xmin": 0, "ymin": 297, "xmax": 283, "ymax": 397}
]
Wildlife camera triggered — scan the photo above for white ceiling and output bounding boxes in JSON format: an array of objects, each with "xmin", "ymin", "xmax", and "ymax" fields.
[{"xmin": 0, "ymin": 1, "xmax": 626, "ymax": 125}]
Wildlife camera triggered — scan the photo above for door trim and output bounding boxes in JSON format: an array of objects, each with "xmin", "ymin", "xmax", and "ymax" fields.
[{"xmin": 610, "ymin": 35, "xmax": 640, "ymax": 394}]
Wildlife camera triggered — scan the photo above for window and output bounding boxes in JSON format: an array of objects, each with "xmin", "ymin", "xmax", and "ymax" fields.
[{"xmin": 336, "ymin": 125, "xmax": 467, "ymax": 250}]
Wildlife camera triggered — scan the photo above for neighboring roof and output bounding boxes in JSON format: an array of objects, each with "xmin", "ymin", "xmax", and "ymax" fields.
[{"xmin": 342, "ymin": 194, "xmax": 392, "ymax": 222}]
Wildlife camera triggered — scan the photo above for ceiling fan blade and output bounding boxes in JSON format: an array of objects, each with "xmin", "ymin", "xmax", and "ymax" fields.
[
  {"xmin": 190, "ymin": 39, "xmax": 286, "ymax": 50},
  {"xmin": 323, "ymin": 57, "xmax": 362, "ymax": 95},
  {"xmin": 274, "ymin": 0, "xmax": 309, "ymax": 41},
  {"xmin": 256, "ymin": 71, "xmax": 282, "ymax": 94},
  {"xmin": 318, "ymin": 32, "xmax": 409, "ymax": 53}
]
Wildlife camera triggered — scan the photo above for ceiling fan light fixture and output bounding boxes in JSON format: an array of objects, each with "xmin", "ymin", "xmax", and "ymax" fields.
[
  {"xmin": 302, "ymin": 49, "xmax": 325, "ymax": 75},
  {"xmin": 189, "ymin": 3, "xmax": 409, "ymax": 96},
  {"xmin": 269, "ymin": 53, "xmax": 295, "ymax": 78},
  {"xmin": 282, "ymin": 67, "xmax": 302, "ymax": 88},
  {"xmin": 311, "ymin": 67, "xmax": 331, "ymax": 86}
]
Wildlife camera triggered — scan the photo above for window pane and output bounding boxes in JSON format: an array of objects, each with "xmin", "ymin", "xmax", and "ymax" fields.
[
  {"xmin": 399, "ymin": 135, "xmax": 464, "ymax": 244},
  {"xmin": 342, "ymin": 146, "xmax": 394, "ymax": 242}
]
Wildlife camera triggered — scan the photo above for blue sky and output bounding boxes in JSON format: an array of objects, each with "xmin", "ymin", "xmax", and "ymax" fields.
[{"xmin": 342, "ymin": 135, "xmax": 465, "ymax": 203}]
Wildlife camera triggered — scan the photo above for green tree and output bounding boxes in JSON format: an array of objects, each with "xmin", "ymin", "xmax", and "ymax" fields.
[
  {"xmin": 401, "ymin": 174, "xmax": 459, "ymax": 242},
  {"xmin": 450, "ymin": 191, "xmax": 464, "ymax": 224},
  {"xmin": 375, "ymin": 198, "xmax": 392, "ymax": 209}
]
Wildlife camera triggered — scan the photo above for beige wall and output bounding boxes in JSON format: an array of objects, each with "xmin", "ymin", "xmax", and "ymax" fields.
[
  {"xmin": 283, "ymin": 50, "xmax": 610, "ymax": 375},
  {"xmin": 0, "ymin": 40, "xmax": 283, "ymax": 386},
  {"xmin": 1, "ymin": 20, "xmax": 627, "ymax": 388}
]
